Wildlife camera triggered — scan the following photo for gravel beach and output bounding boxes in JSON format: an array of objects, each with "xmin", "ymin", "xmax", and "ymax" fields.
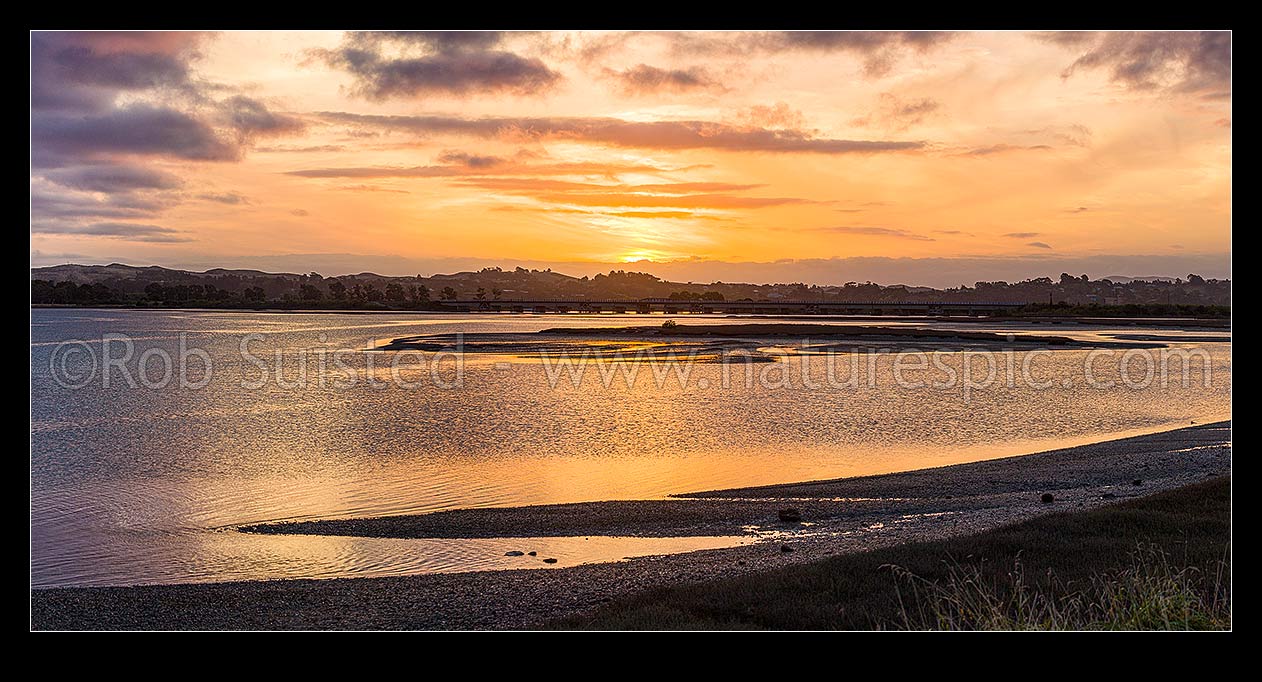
[{"xmin": 32, "ymin": 421, "xmax": 1230, "ymax": 630}]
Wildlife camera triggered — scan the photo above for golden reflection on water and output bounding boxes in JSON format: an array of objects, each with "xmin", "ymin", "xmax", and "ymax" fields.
[{"xmin": 31, "ymin": 312, "xmax": 1231, "ymax": 587}]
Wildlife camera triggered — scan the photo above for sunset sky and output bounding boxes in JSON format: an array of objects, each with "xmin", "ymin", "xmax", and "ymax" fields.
[{"xmin": 30, "ymin": 31, "xmax": 1231, "ymax": 286}]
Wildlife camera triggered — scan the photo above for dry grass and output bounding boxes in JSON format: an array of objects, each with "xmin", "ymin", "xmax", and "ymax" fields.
[
  {"xmin": 558, "ymin": 477, "xmax": 1231, "ymax": 630},
  {"xmin": 887, "ymin": 545, "xmax": 1230, "ymax": 630}
]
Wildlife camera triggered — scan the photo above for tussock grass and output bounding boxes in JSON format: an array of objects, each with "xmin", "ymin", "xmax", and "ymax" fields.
[{"xmin": 887, "ymin": 545, "xmax": 1230, "ymax": 630}]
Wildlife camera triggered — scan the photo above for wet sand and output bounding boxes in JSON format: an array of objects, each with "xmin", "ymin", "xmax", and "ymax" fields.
[
  {"xmin": 377, "ymin": 323, "xmax": 1165, "ymax": 356},
  {"xmin": 32, "ymin": 421, "xmax": 1230, "ymax": 630}
]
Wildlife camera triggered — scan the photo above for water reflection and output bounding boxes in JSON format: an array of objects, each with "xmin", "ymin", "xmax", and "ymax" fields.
[{"xmin": 31, "ymin": 310, "xmax": 1230, "ymax": 587}]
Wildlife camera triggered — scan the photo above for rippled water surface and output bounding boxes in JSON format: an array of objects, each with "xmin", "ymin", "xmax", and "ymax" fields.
[{"xmin": 30, "ymin": 310, "xmax": 1230, "ymax": 587}]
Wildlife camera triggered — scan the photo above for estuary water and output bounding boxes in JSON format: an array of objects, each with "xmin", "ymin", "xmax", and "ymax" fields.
[{"xmin": 30, "ymin": 309, "xmax": 1231, "ymax": 587}]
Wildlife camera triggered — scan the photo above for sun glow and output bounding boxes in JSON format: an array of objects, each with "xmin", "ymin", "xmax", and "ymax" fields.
[
  {"xmin": 620, "ymin": 250, "xmax": 670, "ymax": 263},
  {"xmin": 28, "ymin": 31, "xmax": 1232, "ymax": 282}
]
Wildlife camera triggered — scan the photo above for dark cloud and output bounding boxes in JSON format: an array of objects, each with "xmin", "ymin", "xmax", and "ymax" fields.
[
  {"xmin": 46, "ymin": 164, "xmax": 184, "ymax": 192},
  {"xmin": 1027, "ymin": 241, "xmax": 1053, "ymax": 249},
  {"xmin": 1032, "ymin": 31, "xmax": 1099, "ymax": 48},
  {"xmin": 32, "ymin": 221, "xmax": 191, "ymax": 242},
  {"xmin": 1056, "ymin": 31, "xmax": 1230, "ymax": 94},
  {"xmin": 31, "ymin": 185, "xmax": 176, "ymax": 220},
  {"xmin": 31, "ymin": 33, "xmax": 242, "ymax": 168},
  {"xmin": 30, "ymin": 31, "xmax": 310, "ymax": 243},
  {"xmin": 812, "ymin": 226, "xmax": 934, "ymax": 241},
  {"xmin": 608, "ymin": 64, "xmax": 722, "ymax": 94},
  {"xmin": 222, "ymin": 95, "xmax": 306, "ymax": 139},
  {"xmin": 33, "ymin": 104, "xmax": 239, "ymax": 162},
  {"xmin": 1005, "ymin": 232, "xmax": 1041, "ymax": 238},
  {"xmin": 436, "ymin": 150, "xmax": 507, "ymax": 168},
  {"xmin": 196, "ymin": 192, "xmax": 250, "ymax": 204},
  {"xmin": 30, "ymin": 31, "xmax": 207, "ymax": 113},
  {"xmin": 316, "ymin": 32, "xmax": 560, "ymax": 99},
  {"xmin": 350, "ymin": 31, "xmax": 505, "ymax": 53},
  {"xmin": 316, "ymin": 111, "xmax": 924, "ymax": 154}
]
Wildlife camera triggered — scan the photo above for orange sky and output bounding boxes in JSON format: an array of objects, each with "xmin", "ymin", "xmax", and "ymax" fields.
[{"xmin": 30, "ymin": 31, "xmax": 1231, "ymax": 285}]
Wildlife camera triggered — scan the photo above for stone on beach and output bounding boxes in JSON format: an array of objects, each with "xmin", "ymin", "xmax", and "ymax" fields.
[
  {"xmin": 543, "ymin": 558, "xmax": 558, "ymax": 564},
  {"xmin": 1041, "ymin": 493, "xmax": 1055, "ymax": 504},
  {"xmin": 777, "ymin": 508, "xmax": 803, "ymax": 523},
  {"xmin": 505, "ymin": 551, "xmax": 525, "ymax": 556}
]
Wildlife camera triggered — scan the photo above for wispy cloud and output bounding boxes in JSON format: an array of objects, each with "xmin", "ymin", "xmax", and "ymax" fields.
[
  {"xmin": 315, "ymin": 111, "xmax": 924, "ymax": 154},
  {"xmin": 286, "ymin": 160, "xmax": 680, "ymax": 179},
  {"xmin": 853, "ymin": 93, "xmax": 942, "ymax": 131},
  {"xmin": 810, "ymin": 226, "xmax": 935, "ymax": 241},
  {"xmin": 1046, "ymin": 31, "xmax": 1230, "ymax": 95},
  {"xmin": 532, "ymin": 193, "xmax": 808, "ymax": 209},
  {"xmin": 31, "ymin": 221, "xmax": 192, "ymax": 242},
  {"xmin": 605, "ymin": 63, "xmax": 724, "ymax": 94},
  {"xmin": 958, "ymin": 144, "xmax": 1054, "ymax": 157},
  {"xmin": 196, "ymin": 192, "xmax": 250, "ymax": 204}
]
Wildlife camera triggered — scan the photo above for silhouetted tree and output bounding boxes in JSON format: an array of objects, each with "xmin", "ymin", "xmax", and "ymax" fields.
[
  {"xmin": 299, "ymin": 283, "xmax": 323, "ymax": 301},
  {"xmin": 328, "ymin": 279, "xmax": 347, "ymax": 300},
  {"xmin": 441, "ymin": 286, "xmax": 457, "ymax": 300},
  {"xmin": 475, "ymin": 287, "xmax": 487, "ymax": 301},
  {"xmin": 384, "ymin": 282, "xmax": 406, "ymax": 302}
]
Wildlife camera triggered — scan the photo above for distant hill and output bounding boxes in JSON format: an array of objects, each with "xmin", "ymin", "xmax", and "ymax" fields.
[
  {"xmin": 31, "ymin": 262, "xmax": 1231, "ymax": 309},
  {"xmin": 1103, "ymin": 275, "xmax": 1178, "ymax": 283}
]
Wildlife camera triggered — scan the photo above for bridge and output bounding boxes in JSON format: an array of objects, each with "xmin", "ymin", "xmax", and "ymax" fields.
[{"xmin": 438, "ymin": 299, "xmax": 1023, "ymax": 316}]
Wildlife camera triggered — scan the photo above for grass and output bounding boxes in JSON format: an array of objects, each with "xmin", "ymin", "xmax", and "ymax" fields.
[{"xmin": 555, "ymin": 477, "xmax": 1231, "ymax": 630}]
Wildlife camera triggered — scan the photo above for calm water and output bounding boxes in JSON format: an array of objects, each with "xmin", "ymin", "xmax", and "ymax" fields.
[{"xmin": 30, "ymin": 310, "xmax": 1231, "ymax": 587}]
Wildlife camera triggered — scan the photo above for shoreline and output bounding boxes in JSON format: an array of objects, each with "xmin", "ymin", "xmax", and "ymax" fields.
[
  {"xmin": 375, "ymin": 323, "xmax": 1168, "ymax": 355},
  {"xmin": 241, "ymin": 420, "xmax": 1226, "ymax": 541},
  {"xmin": 32, "ymin": 422, "xmax": 1230, "ymax": 630}
]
